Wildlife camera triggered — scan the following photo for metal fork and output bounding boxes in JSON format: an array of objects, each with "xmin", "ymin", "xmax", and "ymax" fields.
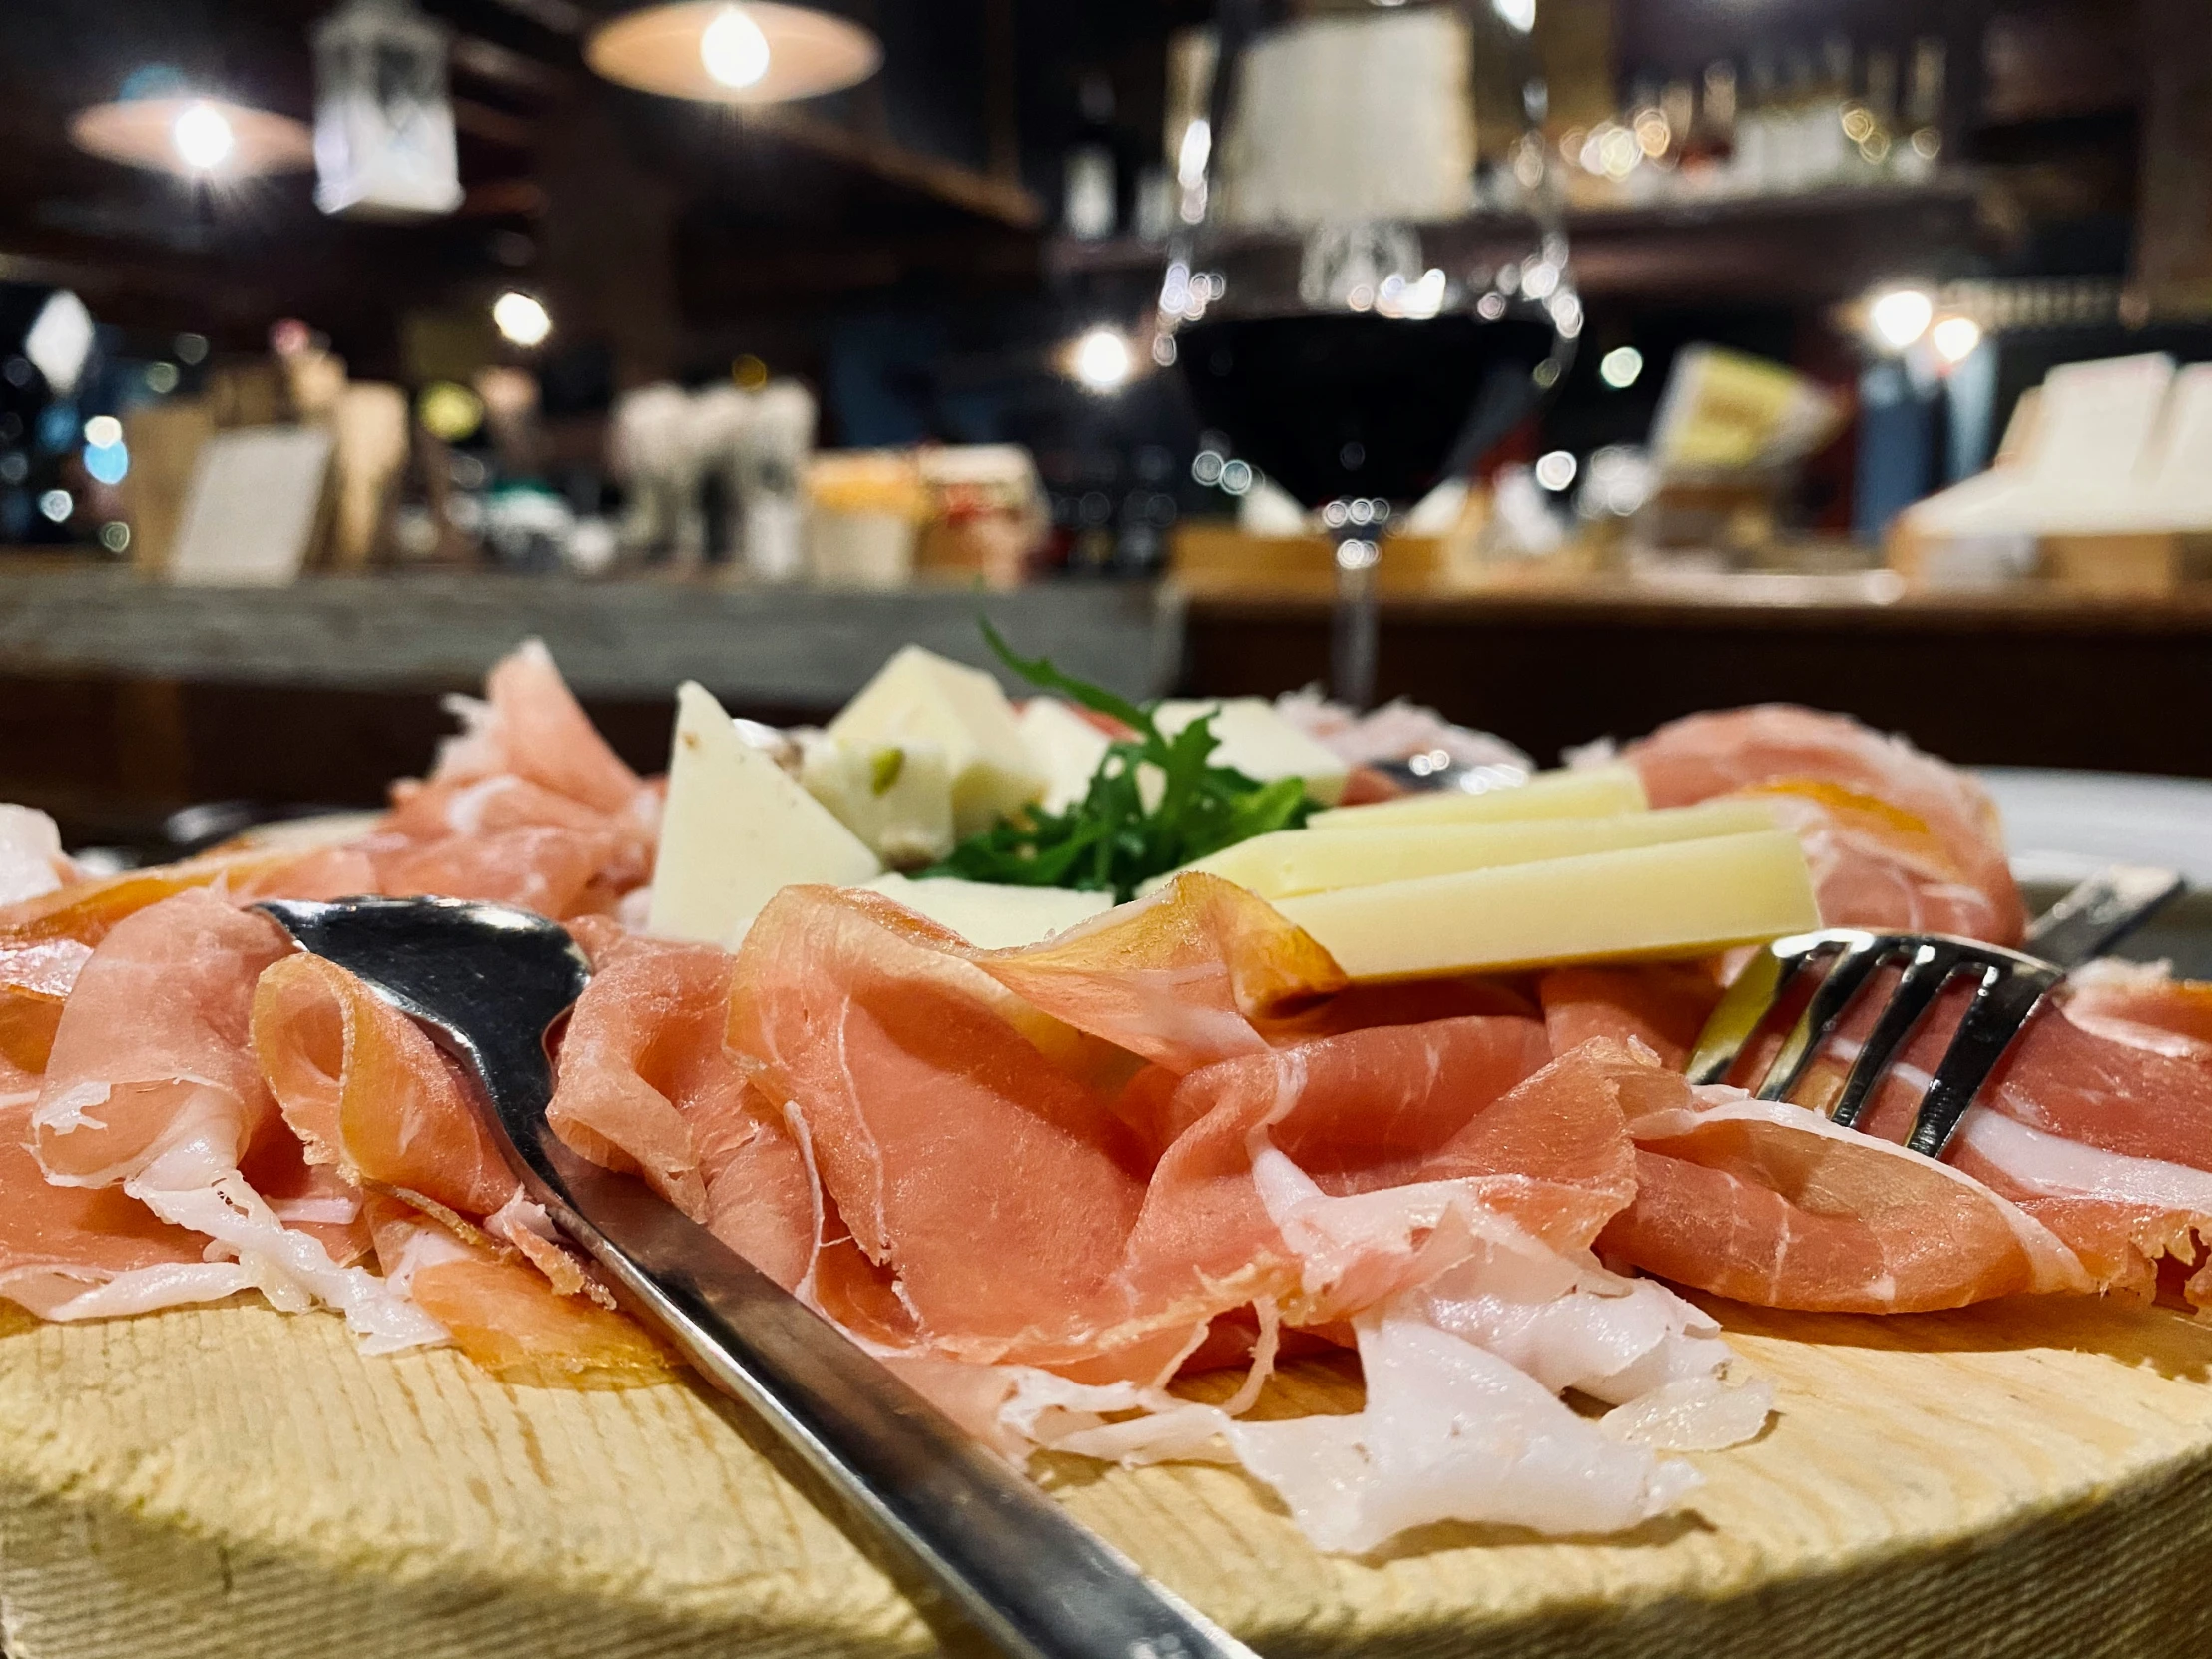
[
  {"xmin": 254, "ymin": 895, "xmax": 1257, "ymax": 1659},
  {"xmin": 1683, "ymin": 865, "xmax": 2185, "ymax": 1160}
]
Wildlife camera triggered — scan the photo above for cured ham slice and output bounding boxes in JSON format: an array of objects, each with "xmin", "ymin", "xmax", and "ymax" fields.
[
  {"xmin": 973, "ymin": 873, "xmax": 1348, "ymax": 1073},
  {"xmin": 434, "ymin": 638, "xmax": 651, "ymax": 824},
  {"xmin": 1539, "ymin": 965, "xmax": 1720, "ymax": 1071},
  {"xmin": 1555, "ymin": 956, "xmax": 2212, "ymax": 1315},
  {"xmin": 365, "ymin": 1198, "xmax": 669, "ymax": 1385},
  {"xmin": 25, "ymin": 890, "xmax": 439, "ymax": 1348},
  {"xmin": 1600, "ymin": 1085, "xmax": 2089, "ymax": 1312},
  {"xmin": 251, "ymin": 952, "xmax": 512, "ymax": 1220},
  {"xmin": 732, "ymin": 883, "xmax": 1157, "ymax": 1366},
  {"xmin": 1624, "ymin": 705, "xmax": 2024, "ymax": 944},
  {"xmin": 726, "ymin": 877, "xmax": 1765, "ymax": 1539},
  {"xmin": 0, "ymin": 1100, "xmax": 256, "ymax": 1319},
  {"xmin": 547, "ymin": 928, "xmax": 817, "ymax": 1293},
  {"xmin": 363, "ymin": 641, "xmax": 656, "ymax": 920},
  {"xmin": 32, "ymin": 890, "xmax": 293, "ymax": 1186},
  {"xmin": 1818, "ymin": 969, "xmax": 2212, "ymax": 1308}
]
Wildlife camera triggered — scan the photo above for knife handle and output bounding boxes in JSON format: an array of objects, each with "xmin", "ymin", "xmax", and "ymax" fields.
[{"xmin": 528, "ymin": 1132, "xmax": 1258, "ymax": 1659}]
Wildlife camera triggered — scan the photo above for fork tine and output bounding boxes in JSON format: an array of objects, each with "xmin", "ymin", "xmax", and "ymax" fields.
[
  {"xmin": 1903, "ymin": 966, "xmax": 2059, "ymax": 1158},
  {"xmin": 1757, "ymin": 934, "xmax": 1888, "ymax": 1102},
  {"xmin": 1685, "ymin": 943, "xmax": 1801, "ymax": 1085},
  {"xmin": 1827, "ymin": 942, "xmax": 1955, "ymax": 1130}
]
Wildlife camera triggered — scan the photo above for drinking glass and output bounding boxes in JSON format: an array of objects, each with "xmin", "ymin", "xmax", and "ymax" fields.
[{"xmin": 1159, "ymin": 0, "xmax": 1577, "ymax": 707}]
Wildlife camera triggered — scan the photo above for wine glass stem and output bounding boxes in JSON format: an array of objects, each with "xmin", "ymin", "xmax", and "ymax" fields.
[{"xmin": 1330, "ymin": 522, "xmax": 1381, "ymax": 711}]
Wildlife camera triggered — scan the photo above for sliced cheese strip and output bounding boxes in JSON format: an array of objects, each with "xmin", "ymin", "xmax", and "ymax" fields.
[
  {"xmin": 1275, "ymin": 830, "xmax": 1818, "ymax": 982},
  {"xmin": 1189, "ymin": 800, "xmax": 1779, "ymax": 900},
  {"xmin": 1154, "ymin": 698, "xmax": 1351, "ymax": 807},
  {"xmin": 647, "ymin": 683, "xmax": 881, "ymax": 949},
  {"xmin": 864, "ymin": 873, "xmax": 1114, "ymax": 949},
  {"xmin": 828, "ymin": 645, "xmax": 1044, "ymax": 837},
  {"xmin": 1308, "ymin": 765, "xmax": 1647, "ymax": 830}
]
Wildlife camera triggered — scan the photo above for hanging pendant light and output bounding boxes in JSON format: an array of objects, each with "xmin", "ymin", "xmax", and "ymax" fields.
[
  {"xmin": 70, "ymin": 91, "xmax": 313, "ymax": 182},
  {"xmin": 585, "ymin": 3, "xmax": 881, "ymax": 105}
]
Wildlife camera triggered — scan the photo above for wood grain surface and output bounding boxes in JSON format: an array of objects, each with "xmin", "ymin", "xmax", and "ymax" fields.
[{"xmin": 3, "ymin": 1293, "xmax": 2211, "ymax": 1659}]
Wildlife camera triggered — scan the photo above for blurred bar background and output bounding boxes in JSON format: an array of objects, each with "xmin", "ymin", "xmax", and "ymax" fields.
[{"xmin": 0, "ymin": 0, "xmax": 2207, "ymax": 848}]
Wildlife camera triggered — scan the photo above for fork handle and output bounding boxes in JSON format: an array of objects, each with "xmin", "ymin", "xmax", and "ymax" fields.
[{"xmin": 2023, "ymin": 865, "xmax": 2185, "ymax": 970}]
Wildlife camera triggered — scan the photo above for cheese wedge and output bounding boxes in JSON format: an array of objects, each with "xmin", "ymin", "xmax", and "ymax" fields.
[
  {"xmin": 1019, "ymin": 696, "xmax": 1113, "ymax": 814},
  {"xmin": 828, "ymin": 645, "xmax": 1045, "ymax": 837},
  {"xmin": 799, "ymin": 735, "xmax": 956, "ymax": 867},
  {"xmin": 864, "ymin": 873, "xmax": 1114, "ymax": 948},
  {"xmin": 1187, "ymin": 800, "xmax": 1779, "ymax": 899},
  {"xmin": 647, "ymin": 683, "xmax": 881, "ymax": 948},
  {"xmin": 1276, "ymin": 830, "xmax": 1818, "ymax": 981},
  {"xmin": 1154, "ymin": 698, "xmax": 1351, "ymax": 806},
  {"xmin": 1308, "ymin": 765, "xmax": 1647, "ymax": 830}
]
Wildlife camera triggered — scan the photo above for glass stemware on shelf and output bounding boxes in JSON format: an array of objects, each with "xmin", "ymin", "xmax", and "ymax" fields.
[{"xmin": 1158, "ymin": 0, "xmax": 1579, "ymax": 709}]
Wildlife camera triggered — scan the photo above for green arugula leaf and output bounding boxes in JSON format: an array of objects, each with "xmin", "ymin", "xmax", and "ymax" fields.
[{"xmin": 918, "ymin": 624, "xmax": 1317, "ymax": 901}]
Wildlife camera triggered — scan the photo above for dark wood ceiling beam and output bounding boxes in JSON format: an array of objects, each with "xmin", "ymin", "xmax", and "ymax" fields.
[
  {"xmin": 744, "ymin": 107, "xmax": 1045, "ymax": 229},
  {"xmin": 449, "ymin": 32, "xmax": 575, "ymax": 98},
  {"xmin": 451, "ymin": 95, "xmax": 539, "ymax": 148}
]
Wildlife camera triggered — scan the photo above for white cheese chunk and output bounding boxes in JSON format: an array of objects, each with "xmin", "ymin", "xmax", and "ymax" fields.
[
  {"xmin": 1276, "ymin": 830, "xmax": 1819, "ymax": 981},
  {"xmin": 827, "ymin": 645, "xmax": 1045, "ymax": 837},
  {"xmin": 1186, "ymin": 800, "xmax": 1779, "ymax": 899},
  {"xmin": 863, "ymin": 873, "xmax": 1114, "ymax": 949},
  {"xmin": 1019, "ymin": 697, "xmax": 1114, "ymax": 814},
  {"xmin": 1153, "ymin": 698, "xmax": 1351, "ymax": 806},
  {"xmin": 799, "ymin": 735, "xmax": 956, "ymax": 867},
  {"xmin": 647, "ymin": 683, "xmax": 881, "ymax": 948},
  {"xmin": 1308, "ymin": 765, "xmax": 1648, "ymax": 830}
]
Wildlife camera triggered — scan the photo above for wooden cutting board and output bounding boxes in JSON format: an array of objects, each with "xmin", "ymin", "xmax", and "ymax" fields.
[{"xmin": 4, "ymin": 1294, "xmax": 2211, "ymax": 1659}]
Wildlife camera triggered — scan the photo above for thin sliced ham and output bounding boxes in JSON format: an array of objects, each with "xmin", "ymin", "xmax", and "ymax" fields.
[
  {"xmin": 32, "ymin": 890, "xmax": 292, "ymax": 1186},
  {"xmin": 1625, "ymin": 705, "xmax": 2025, "ymax": 944},
  {"xmin": 24, "ymin": 890, "xmax": 440, "ymax": 1348},
  {"xmin": 546, "ymin": 928, "xmax": 818, "ymax": 1292},
  {"xmin": 365, "ymin": 1197, "xmax": 670, "ymax": 1386},
  {"xmin": 0, "ymin": 1100, "xmax": 254, "ymax": 1319},
  {"xmin": 360, "ymin": 641, "xmax": 656, "ymax": 921},
  {"xmin": 434, "ymin": 638, "xmax": 651, "ymax": 824},
  {"xmin": 973, "ymin": 872, "xmax": 1348, "ymax": 1073},
  {"xmin": 251, "ymin": 952, "xmax": 512, "ymax": 1219},
  {"xmin": 1600, "ymin": 1085, "xmax": 2089, "ymax": 1312}
]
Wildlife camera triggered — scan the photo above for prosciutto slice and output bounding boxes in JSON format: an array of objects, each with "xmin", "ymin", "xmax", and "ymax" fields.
[
  {"xmin": 1625, "ymin": 705, "xmax": 2025, "ymax": 944},
  {"xmin": 719, "ymin": 877, "xmax": 1767, "ymax": 1539},
  {"xmin": 1562, "ymin": 950, "xmax": 2212, "ymax": 1315}
]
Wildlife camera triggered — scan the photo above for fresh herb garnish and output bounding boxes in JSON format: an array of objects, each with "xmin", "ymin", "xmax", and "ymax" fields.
[{"xmin": 919, "ymin": 621, "xmax": 1315, "ymax": 901}]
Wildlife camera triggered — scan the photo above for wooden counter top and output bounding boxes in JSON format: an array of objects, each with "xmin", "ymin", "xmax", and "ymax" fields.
[
  {"xmin": 0, "ymin": 568, "xmax": 1177, "ymax": 704},
  {"xmin": 1176, "ymin": 569, "xmax": 2212, "ymax": 637}
]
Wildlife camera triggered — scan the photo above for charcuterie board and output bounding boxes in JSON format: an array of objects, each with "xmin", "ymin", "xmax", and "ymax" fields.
[{"xmin": 5, "ymin": 1291, "xmax": 2210, "ymax": 1659}]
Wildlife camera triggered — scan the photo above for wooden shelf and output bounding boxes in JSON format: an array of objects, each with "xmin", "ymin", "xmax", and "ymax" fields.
[{"xmin": 1045, "ymin": 182, "xmax": 1987, "ymax": 303}]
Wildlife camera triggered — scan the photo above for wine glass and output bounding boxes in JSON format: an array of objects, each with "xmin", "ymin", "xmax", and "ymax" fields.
[{"xmin": 1158, "ymin": 0, "xmax": 1577, "ymax": 709}]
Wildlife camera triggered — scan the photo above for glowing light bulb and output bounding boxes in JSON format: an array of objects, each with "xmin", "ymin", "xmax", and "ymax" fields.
[
  {"xmin": 1932, "ymin": 315, "xmax": 1983, "ymax": 365},
  {"xmin": 1071, "ymin": 327, "xmax": 1133, "ymax": 393},
  {"xmin": 1868, "ymin": 287, "xmax": 1935, "ymax": 352},
  {"xmin": 172, "ymin": 101, "xmax": 235, "ymax": 173},
  {"xmin": 701, "ymin": 6, "xmax": 772, "ymax": 91},
  {"xmin": 1534, "ymin": 450, "xmax": 1579, "ymax": 492},
  {"xmin": 1598, "ymin": 345, "xmax": 1643, "ymax": 389},
  {"xmin": 492, "ymin": 291, "xmax": 552, "ymax": 348},
  {"xmin": 83, "ymin": 415, "xmax": 123, "ymax": 449}
]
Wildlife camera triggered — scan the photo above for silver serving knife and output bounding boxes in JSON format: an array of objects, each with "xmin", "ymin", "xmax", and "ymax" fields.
[{"xmin": 256, "ymin": 895, "xmax": 1258, "ymax": 1659}]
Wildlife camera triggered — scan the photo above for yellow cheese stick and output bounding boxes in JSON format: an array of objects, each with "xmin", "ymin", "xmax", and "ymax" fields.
[
  {"xmin": 1308, "ymin": 765, "xmax": 1648, "ymax": 830},
  {"xmin": 1276, "ymin": 830, "xmax": 1819, "ymax": 981},
  {"xmin": 1190, "ymin": 800, "xmax": 1778, "ymax": 899}
]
